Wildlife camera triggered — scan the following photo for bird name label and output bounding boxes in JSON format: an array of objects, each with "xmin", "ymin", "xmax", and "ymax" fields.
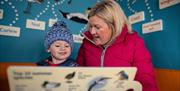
[
  {"xmin": 0, "ymin": 25, "xmax": 20, "ymax": 37},
  {"xmin": 0, "ymin": 9, "xmax": 3, "ymax": 19},
  {"xmin": 129, "ymin": 11, "xmax": 145, "ymax": 24},
  {"xmin": 73, "ymin": 34, "xmax": 84, "ymax": 43},
  {"xmin": 159, "ymin": 0, "xmax": 180, "ymax": 9},
  {"xmin": 48, "ymin": 19, "xmax": 57, "ymax": 27},
  {"xmin": 26, "ymin": 19, "xmax": 45, "ymax": 30},
  {"xmin": 142, "ymin": 19, "xmax": 163, "ymax": 34}
]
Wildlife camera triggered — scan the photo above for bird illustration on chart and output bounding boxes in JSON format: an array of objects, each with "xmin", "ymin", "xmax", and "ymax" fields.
[
  {"xmin": 113, "ymin": 70, "xmax": 129, "ymax": 88},
  {"xmin": 88, "ymin": 77, "xmax": 111, "ymax": 91},
  {"xmin": 65, "ymin": 71, "xmax": 76, "ymax": 83},
  {"xmin": 114, "ymin": 70, "xmax": 129, "ymax": 83},
  {"xmin": 42, "ymin": 81, "xmax": 61, "ymax": 91}
]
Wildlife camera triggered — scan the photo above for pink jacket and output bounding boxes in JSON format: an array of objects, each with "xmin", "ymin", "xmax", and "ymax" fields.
[{"xmin": 76, "ymin": 25, "xmax": 158, "ymax": 91}]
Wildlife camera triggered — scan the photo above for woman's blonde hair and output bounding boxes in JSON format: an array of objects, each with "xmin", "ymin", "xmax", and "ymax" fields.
[{"xmin": 88, "ymin": 0, "xmax": 132, "ymax": 44}]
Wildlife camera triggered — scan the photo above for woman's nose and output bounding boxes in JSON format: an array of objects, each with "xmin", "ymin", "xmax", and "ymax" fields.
[{"xmin": 89, "ymin": 28, "xmax": 96, "ymax": 35}]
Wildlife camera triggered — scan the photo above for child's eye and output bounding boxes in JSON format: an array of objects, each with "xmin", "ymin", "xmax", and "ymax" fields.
[
  {"xmin": 65, "ymin": 45, "xmax": 70, "ymax": 48},
  {"xmin": 55, "ymin": 45, "xmax": 60, "ymax": 47}
]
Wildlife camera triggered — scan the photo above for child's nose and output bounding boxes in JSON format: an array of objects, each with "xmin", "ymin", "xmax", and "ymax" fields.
[{"xmin": 59, "ymin": 46, "xmax": 65, "ymax": 50}]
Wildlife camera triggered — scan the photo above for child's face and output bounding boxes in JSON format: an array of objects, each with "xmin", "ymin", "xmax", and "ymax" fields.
[{"xmin": 48, "ymin": 40, "xmax": 71, "ymax": 61}]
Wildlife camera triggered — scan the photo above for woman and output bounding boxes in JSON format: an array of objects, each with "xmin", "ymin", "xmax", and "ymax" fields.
[{"xmin": 76, "ymin": 0, "xmax": 158, "ymax": 91}]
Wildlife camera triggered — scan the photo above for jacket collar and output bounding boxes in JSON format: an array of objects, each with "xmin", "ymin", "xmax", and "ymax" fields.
[{"xmin": 45, "ymin": 56, "xmax": 75, "ymax": 66}]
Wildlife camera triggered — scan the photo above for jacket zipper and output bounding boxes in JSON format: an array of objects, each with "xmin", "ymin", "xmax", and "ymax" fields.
[{"xmin": 100, "ymin": 47, "xmax": 107, "ymax": 67}]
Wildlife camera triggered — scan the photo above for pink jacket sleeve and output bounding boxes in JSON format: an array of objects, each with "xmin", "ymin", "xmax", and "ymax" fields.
[{"xmin": 133, "ymin": 38, "xmax": 158, "ymax": 91}]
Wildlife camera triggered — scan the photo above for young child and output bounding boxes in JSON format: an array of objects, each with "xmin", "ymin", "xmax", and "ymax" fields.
[{"xmin": 36, "ymin": 21, "xmax": 78, "ymax": 67}]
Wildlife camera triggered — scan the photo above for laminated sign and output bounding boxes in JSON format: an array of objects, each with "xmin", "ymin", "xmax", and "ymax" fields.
[{"xmin": 7, "ymin": 66, "xmax": 142, "ymax": 91}]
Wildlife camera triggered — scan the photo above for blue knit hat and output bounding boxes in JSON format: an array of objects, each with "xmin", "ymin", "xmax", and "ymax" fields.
[{"xmin": 44, "ymin": 21, "xmax": 74, "ymax": 50}]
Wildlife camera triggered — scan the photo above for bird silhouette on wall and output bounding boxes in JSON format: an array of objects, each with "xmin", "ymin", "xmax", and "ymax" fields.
[
  {"xmin": 23, "ymin": 0, "xmax": 44, "ymax": 14},
  {"xmin": 68, "ymin": 0, "xmax": 72, "ymax": 4},
  {"xmin": 42, "ymin": 81, "xmax": 61, "ymax": 91},
  {"xmin": 54, "ymin": 0, "xmax": 60, "ymax": 2},
  {"xmin": 59, "ymin": 8, "xmax": 91, "ymax": 24},
  {"xmin": 65, "ymin": 71, "xmax": 76, "ymax": 83},
  {"xmin": 88, "ymin": 77, "xmax": 111, "ymax": 91}
]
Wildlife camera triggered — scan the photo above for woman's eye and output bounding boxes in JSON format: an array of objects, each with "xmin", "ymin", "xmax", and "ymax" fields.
[
  {"xmin": 96, "ymin": 27, "xmax": 100, "ymax": 30},
  {"xmin": 95, "ymin": 25, "xmax": 100, "ymax": 30},
  {"xmin": 88, "ymin": 25, "xmax": 92, "ymax": 29}
]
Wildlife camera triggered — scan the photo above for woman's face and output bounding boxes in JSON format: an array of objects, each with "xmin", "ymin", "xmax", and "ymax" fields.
[{"xmin": 88, "ymin": 16, "xmax": 112, "ymax": 46}]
